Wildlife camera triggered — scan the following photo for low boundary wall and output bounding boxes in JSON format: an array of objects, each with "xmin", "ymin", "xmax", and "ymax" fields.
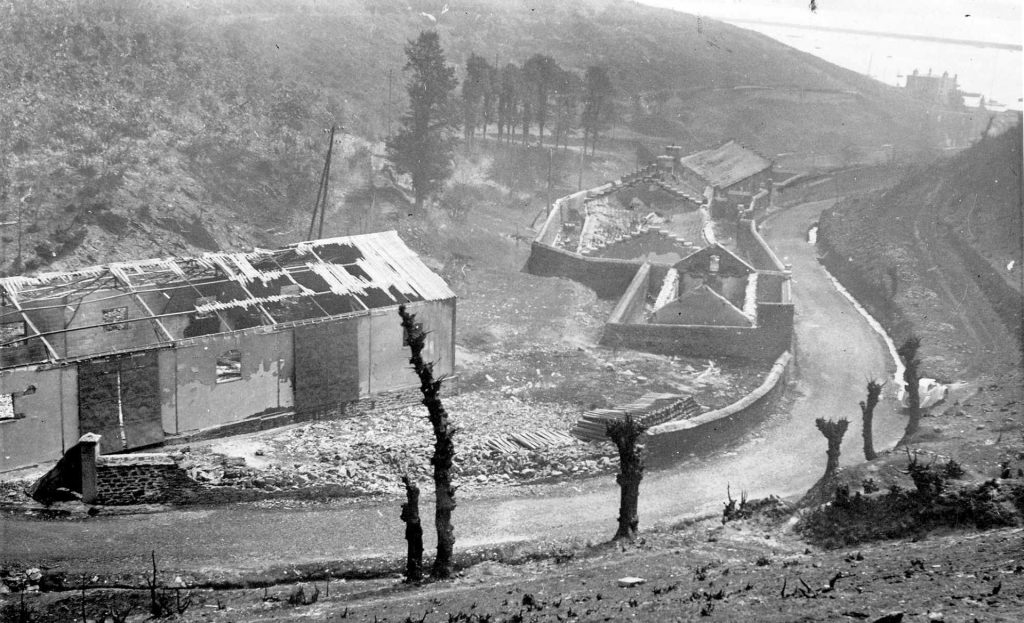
[
  {"xmin": 29, "ymin": 433, "xmax": 200, "ymax": 506},
  {"xmin": 644, "ymin": 350, "xmax": 792, "ymax": 467},
  {"xmin": 736, "ymin": 219, "xmax": 787, "ymax": 272}
]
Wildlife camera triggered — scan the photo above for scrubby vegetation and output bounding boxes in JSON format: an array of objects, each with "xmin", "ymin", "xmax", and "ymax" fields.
[{"xmin": 798, "ymin": 454, "xmax": 1024, "ymax": 549}]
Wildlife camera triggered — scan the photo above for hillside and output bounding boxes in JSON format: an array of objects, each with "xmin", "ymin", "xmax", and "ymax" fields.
[
  {"xmin": 819, "ymin": 125, "xmax": 1022, "ymax": 375},
  {"xmin": 0, "ymin": 0, "xmax": 942, "ymax": 275}
]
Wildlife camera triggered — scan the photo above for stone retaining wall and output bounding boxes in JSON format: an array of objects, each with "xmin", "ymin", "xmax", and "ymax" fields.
[
  {"xmin": 644, "ymin": 351, "xmax": 792, "ymax": 467},
  {"xmin": 772, "ymin": 165, "xmax": 903, "ymax": 208}
]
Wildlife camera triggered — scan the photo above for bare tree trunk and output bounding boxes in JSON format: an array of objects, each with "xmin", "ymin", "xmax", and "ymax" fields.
[
  {"xmin": 860, "ymin": 380, "xmax": 884, "ymax": 460},
  {"xmin": 400, "ymin": 474, "xmax": 423, "ymax": 582},
  {"xmin": 816, "ymin": 418, "xmax": 849, "ymax": 481},
  {"xmin": 897, "ymin": 336, "xmax": 922, "ymax": 446},
  {"xmin": 606, "ymin": 414, "xmax": 647, "ymax": 541},
  {"xmin": 398, "ymin": 305, "xmax": 456, "ymax": 578}
]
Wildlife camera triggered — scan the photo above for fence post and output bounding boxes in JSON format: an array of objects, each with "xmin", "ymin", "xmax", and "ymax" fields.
[{"xmin": 78, "ymin": 433, "xmax": 101, "ymax": 504}]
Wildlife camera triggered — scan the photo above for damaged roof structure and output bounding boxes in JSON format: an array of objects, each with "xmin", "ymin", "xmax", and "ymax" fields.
[
  {"xmin": 0, "ymin": 231, "xmax": 456, "ymax": 470},
  {"xmin": 0, "ymin": 230, "xmax": 453, "ymax": 365},
  {"xmin": 679, "ymin": 140, "xmax": 773, "ymax": 190}
]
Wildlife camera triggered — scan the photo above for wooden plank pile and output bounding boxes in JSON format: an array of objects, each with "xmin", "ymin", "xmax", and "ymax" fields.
[
  {"xmin": 570, "ymin": 393, "xmax": 702, "ymax": 443},
  {"xmin": 485, "ymin": 428, "xmax": 579, "ymax": 454}
]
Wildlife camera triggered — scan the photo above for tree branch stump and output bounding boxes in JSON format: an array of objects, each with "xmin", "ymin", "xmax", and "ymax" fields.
[{"xmin": 400, "ymin": 474, "xmax": 423, "ymax": 582}]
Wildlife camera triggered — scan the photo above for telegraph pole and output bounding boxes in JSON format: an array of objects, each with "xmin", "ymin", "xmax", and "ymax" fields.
[
  {"xmin": 386, "ymin": 69, "xmax": 393, "ymax": 140},
  {"xmin": 308, "ymin": 125, "xmax": 337, "ymax": 240}
]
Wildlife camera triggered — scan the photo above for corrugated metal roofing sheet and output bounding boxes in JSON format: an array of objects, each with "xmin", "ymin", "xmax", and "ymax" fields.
[
  {"xmin": 0, "ymin": 230, "xmax": 453, "ymax": 310},
  {"xmin": 680, "ymin": 140, "xmax": 772, "ymax": 189}
]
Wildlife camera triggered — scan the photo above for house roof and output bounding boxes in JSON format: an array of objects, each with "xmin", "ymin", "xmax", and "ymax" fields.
[
  {"xmin": 674, "ymin": 243, "xmax": 756, "ymax": 277},
  {"xmin": 652, "ymin": 284, "xmax": 753, "ymax": 327},
  {"xmin": 0, "ymin": 231, "xmax": 453, "ymax": 364},
  {"xmin": 679, "ymin": 140, "xmax": 772, "ymax": 189}
]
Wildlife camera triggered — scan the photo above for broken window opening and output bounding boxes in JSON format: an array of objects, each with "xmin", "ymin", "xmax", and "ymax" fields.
[
  {"xmin": 709, "ymin": 254, "xmax": 721, "ymax": 273},
  {"xmin": 216, "ymin": 349, "xmax": 242, "ymax": 383},
  {"xmin": 102, "ymin": 307, "xmax": 129, "ymax": 331},
  {"xmin": 0, "ymin": 394, "xmax": 15, "ymax": 420},
  {"xmin": 0, "ymin": 386, "xmax": 32, "ymax": 420},
  {"xmin": 0, "ymin": 321, "xmax": 26, "ymax": 347}
]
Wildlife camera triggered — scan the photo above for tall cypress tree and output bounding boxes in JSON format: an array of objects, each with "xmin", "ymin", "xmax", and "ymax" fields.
[
  {"xmin": 582, "ymin": 66, "xmax": 614, "ymax": 155},
  {"xmin": 386, "ymin": 31, "xmax": 457, "ymax": 211}
]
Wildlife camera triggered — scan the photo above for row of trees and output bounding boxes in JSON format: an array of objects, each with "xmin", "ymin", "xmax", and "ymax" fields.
[
  {"xmin": 387, "ymin": 31, "xmax": 615, "ymax": 211},
  {"xmin": 460, "ymin": 53, "xmax": 615, "ymax": 154}
]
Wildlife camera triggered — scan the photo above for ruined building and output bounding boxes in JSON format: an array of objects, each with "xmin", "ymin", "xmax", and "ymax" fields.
[
  {"xmin": 0, "ymin": 231, "xmax": 455, "ymax": 471},
  {"xmin": 674, "ymin": 140, "xmax": 774, "ymax": 218}
]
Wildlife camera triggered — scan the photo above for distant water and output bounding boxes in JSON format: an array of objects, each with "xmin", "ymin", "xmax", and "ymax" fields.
[{"xmin": 749, "ymin": 23, "xmax": 1022, "ymax": 109}]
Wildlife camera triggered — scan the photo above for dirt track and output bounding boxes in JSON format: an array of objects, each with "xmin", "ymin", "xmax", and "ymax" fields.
[{"xmin": 0, "ymin": 199, "xmax": 907, "ymax": 580}]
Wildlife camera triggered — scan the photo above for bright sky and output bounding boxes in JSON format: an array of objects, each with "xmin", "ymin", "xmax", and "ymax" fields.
[{"xmin": 639, "ymin": 0, "xmax": 1023, "ymax": 107}]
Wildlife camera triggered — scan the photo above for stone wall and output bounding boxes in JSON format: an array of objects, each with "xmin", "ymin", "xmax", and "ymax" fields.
[
  {"xmin": 603, "ymin": 320, "xmax": 789, "ymax": 360},
  {"xmin": 601, "ymin": 261, "xmax": 793, "ymax": 360},
  {"xmin": 772, "ymin": 164, "xmax": 903, "ymax": 208},
  {"xmin": 736, "ymin": 219, "xmax": 787, "ymax": 272},
  {"xmin": 95, "ymin": 453, "xmax": 199, "ymax": 505},
  {"xmin": 29, "ymin": 433, "xmax": 201, "ymax": 506},
  {"xmin": 526, "ymin": 242, "xmax": 644, "ymax": 300},
  {"xmin": 644, "ymin": 351, "xmax": 792, "ymax": 467}
]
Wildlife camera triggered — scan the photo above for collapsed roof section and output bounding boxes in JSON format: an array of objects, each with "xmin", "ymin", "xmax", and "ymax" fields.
[{"xmin": 0, "ymin": 231, "xmax": 453, "ymax": 367}]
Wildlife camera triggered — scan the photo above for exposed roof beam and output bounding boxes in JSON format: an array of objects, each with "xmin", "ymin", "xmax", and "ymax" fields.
[
  {"xmin": 109, "ymin": 271, "xmax": 176, "ymax": 344},
  {"xmin": 1, "ymin": 290, "xmax": 61, "ymax": 362}
]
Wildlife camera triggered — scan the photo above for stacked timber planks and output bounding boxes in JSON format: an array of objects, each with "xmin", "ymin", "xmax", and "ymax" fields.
[
  {"xmin": 485, "ymin": 429, "xmax": 579, "ymax": 454},
  {"xmin": 570, "ymin": 393, "xmax": 702, "ymax": 442}
]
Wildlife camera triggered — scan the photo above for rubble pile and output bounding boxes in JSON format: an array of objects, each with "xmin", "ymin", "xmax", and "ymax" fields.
[{"xmin": 185, "ymin": 391, "xmax": 622, "ymax": 497}]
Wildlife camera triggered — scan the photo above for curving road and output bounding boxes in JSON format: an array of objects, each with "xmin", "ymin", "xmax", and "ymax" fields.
[{"xmin": 0, "ymin": 199, "xmax": 906, "ymax": 578}]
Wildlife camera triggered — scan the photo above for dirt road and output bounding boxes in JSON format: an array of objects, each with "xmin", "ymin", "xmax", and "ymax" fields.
[{"xmin": 0, "ymin": 200, "xmax": 906, "ymax": 578}]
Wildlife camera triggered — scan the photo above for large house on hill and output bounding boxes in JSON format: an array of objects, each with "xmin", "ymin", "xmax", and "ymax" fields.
[{"xmin": 0, "ymin": 231, "xmax": 455, "ymax": 471}]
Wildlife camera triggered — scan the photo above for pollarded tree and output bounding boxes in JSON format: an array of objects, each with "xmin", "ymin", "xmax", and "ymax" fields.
[
  {"xmin": 896, "ymin": 336, "xmax": 923, "ymax": 446},
  {"xmin": 398, "ymin": 304, "xmax": 457, "ymax": 578},
  {"xmin": 386, "ymin": 31, "xmax": 458, "ymax": 211},
  {"xmin": 606, "ymin": 414, "xmax": 648, "ymax": 541},
  {"xmin": 860, "ymin": 379, "xmax": 884, "ymax": 460}
]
